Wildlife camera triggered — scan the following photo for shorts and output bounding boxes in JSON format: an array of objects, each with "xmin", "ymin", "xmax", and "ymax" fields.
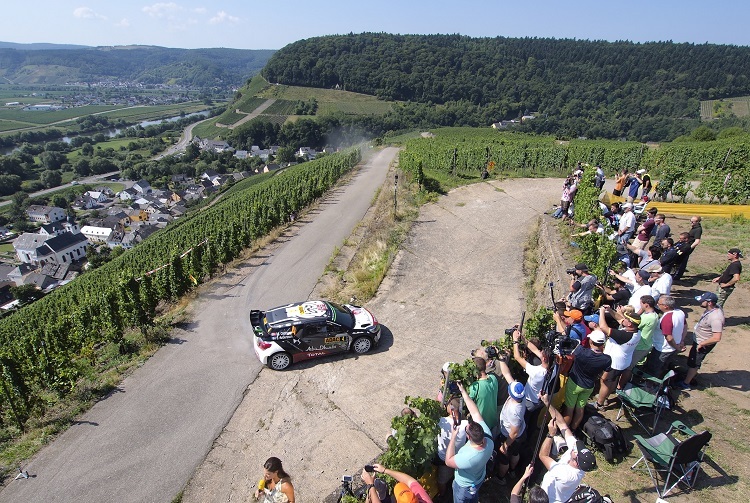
[
  {"xmin": 564, "ymin": 378, "xmax": 594, "ymax": 409},
  {"xmin": 496, "ymin": 429, "xmax": 527, "ymax": 462},
  {"xmin": 631, "ymin": 238, "xmax": 649, "ymax": 250},
  {"xmin": 602, "ymin": 368, "xmax": 625, "ymax": 385},
  {"xmin": 627, "ymin": 348, "xmax": 651, "ymax": 372},
  {"xmin": 687, "ymin": 342, "xmax": 716, "ymax": 370}
]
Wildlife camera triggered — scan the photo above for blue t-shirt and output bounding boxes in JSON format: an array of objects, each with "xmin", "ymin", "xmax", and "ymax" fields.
[
  {"xmin": 568, "ymin": 322, "xmax": 586, "ymax": 342},
  {"xmin": 453, "ymin": 420, "xmax": 494, "ymax": 487},
  {"xmin": 628, "ymin": 178, "xmax": 642, "ymax": 199}
]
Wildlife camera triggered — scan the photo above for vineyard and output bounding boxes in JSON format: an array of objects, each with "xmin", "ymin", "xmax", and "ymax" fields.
[
  {"xmin": 399, "ymin": 128, "xmax": 750, "ymax": 204},
  {"xmin": 263, "ymin": 99, "xmax": 300, "ymax": 116},
  {"xmin": 0, "ymin": 148, "xmax": 361, "ymax": 434},
  {"xmin": 215, "ymin": 110, "xmax": 246, "ymax": 126},
  {"xmin": 236, "ymin": 97, "xmax": 267, "ymax": 114}
]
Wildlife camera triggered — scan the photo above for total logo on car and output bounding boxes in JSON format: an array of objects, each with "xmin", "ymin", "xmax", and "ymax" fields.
[{"xmin": 250, "ymin": 300, "xmax": 381, "ymax": 370}]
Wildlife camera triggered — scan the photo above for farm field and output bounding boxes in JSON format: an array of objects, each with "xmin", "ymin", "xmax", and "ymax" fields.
[{"xmin": 700, "ymin": 95, "xmax": 750, "ymax": 120}]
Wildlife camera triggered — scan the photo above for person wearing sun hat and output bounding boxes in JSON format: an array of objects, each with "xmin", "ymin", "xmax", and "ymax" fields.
[
  {"xmin": 677, "ymin": 292, "xmax": 725, "ymax": 391},
  {"xmin": 713, "ymin": 248, "xmax": 743, "ymax": 309}
]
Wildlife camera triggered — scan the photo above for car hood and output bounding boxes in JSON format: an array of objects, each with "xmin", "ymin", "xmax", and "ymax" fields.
[{"xmin": 346, "ymin": 304, "xmax": 377, "ymax": 330}]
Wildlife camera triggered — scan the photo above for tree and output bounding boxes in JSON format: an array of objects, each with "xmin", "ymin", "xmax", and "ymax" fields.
[
  {"xmin": 10, "ymin": 285, "xmax": 43, "ymax": 304},
  {"xmin": 276, "ymin": 146, "xmax": 296, "ymax": 163},
  {"xmin": 40, "ymin": 170, "xmax": 63, "ymax": 188},
  {"xmin": 51, "ymin": 194, "xmax": 68, "ymax": 209}
]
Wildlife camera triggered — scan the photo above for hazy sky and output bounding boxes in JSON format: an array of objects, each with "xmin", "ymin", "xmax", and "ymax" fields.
[{"xmin": 2, "ymin": 1, "xmax": 749, "ymax": 50}]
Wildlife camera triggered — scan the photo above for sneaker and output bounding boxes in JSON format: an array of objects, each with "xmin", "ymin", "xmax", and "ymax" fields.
[
  {"xmin": 588, "ymin": 401, "xmax": 603, "ymax": 411},
  {"xmin": 675, "ymin": 381, "xmax": 691, "ymax": 391}
]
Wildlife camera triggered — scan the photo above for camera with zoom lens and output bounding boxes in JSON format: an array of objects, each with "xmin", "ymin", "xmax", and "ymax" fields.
[
  {"xmin": 544, "ymin": 329, "xmax": 578, "ymax": 356},
  {"xmin": 566, "ymin": 268, "xmax": 578, "ymax": 275},
  {"xmin": 504, "ymin": 328, "xmax": 516, "ymax": 336}
]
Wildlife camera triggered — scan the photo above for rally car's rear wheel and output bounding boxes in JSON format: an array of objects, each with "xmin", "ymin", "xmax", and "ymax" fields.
[
  {"xmin": 352, "ymin": 336, "xmax": 372, "ymax": 354},
  {"xmin": 268, "ymin": 351, "xmax": 292, "ymax": 370}
]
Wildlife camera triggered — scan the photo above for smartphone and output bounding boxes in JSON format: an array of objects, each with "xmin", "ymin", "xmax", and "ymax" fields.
[{"xmin": 364, "ymin": 465, "xmax": 375, "ymax": 473}]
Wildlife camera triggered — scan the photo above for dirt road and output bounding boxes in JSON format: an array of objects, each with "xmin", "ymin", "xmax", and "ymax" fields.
[
  {"xmin": 181, "ymin": 178, "xmax": 562, "ymax": 501},
  {"xmin": 0, "ymin": 149, "xmax": 396, "ymax": 503}
]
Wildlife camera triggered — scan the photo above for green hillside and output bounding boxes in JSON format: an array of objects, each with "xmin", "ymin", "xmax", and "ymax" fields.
[{"xmin": 261, "ymin": 33, "xmax": 750, "ymax": 141}]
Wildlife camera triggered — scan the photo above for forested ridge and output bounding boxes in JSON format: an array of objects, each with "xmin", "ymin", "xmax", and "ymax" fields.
[
  {"xmin": 262, "ymin": 33, "xmax": 750, "ymax": 140},
  {"xmin": 0, "ymin": 46, "xmax": 275, "ymax": 87}
]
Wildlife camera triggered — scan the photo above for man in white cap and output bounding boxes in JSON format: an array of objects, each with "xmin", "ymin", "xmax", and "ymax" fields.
[{"xmin": 617, "ymin": 203, "xmax": 636, "ymax": 244}]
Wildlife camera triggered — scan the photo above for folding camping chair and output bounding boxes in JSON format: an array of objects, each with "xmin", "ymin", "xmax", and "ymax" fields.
[
  {"xmin": 631, "ymin": 420, "xmax": 712, "ymax": 498},
  {"xmin": 616, "ymin": 369, "xmax": 675, "ymax": 434}
]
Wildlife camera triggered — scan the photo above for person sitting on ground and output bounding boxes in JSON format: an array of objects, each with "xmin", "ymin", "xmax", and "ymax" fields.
[
  {"xmin": 553, "ymin": 308, "xmax": 587, "ymax": 343},
  {"xmin": 562, "ymin": 330, "xmax": 611, "ymax": 430},
  {"xmin": 445, "ymin": 382, "xmax": 494, "ymax": 503},
  {"xmin": 678, "ymin": 292, "xmax": 725, "ymax": 391},
  {"xmin": 609, "ymin": 261, "xmax": 636, "ymax": 293},
  {"xmin": 625, "ymin": 243, "xmax": 662, "ymax": 272},
  {"xmin": 436, "ymin": 397, "xmax": 468, "ymax": 497},
  {"xmin": 539, "ymin": 392, "xmax": 598, "ymax": 503},
  {"xmin": 363, "ymin": 463, "xmax": 433, "ymax": 503},
  {"xmin": 573, "ymin": 219, "xmax": 604, "ymax": 237},
  {"xmin": 511, "ymin": 464, "xmax": 549, "ymax": 503},
  {"xmin": 495, "ymin": 361, "xmax": 528, "ymax": 483},
  {"xmin": 644, "ymin": 295, "xmax": 685, "ymax": 378},
  {"xmin": 606, "ymin": 203, "xmax": 621, "ymax": 229},
  {"xmin": 467, "ymin": 357, "xmax": 499, "ymax": 434},
  {"xmin": 255, "ymin": 457, "xmax": 295, "ymax": 503},
  {"xmin": 591, "ymin": 305, "xmax": 641, "ymax": 410}
]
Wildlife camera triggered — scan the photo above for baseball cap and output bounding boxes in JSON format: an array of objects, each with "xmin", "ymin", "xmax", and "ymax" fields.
[
  {"xmin": 647, "ymin": 265, "xmax": 663, "ymax": 274},
  {"xmin": 695, "ymin": 292, "xmax": 719, "ymax": 304},
  {"xmin": 508, "ymin": 381, "xmax": 525, "ymax": 401},
  {"xmin": 728, "ymin": 248, "xmax": 744, "ymax": 258},
  {"xmin": 623, "ymin": 202, "xmax": 633, "ymax": 209},
  {"xmin": 394, "ymin": 482, "xmax": 417, "ymax": 503},
  {"xmin": 636, "ymin": 169, "xmax": 646, "ymax": 174},
  {"xmin": 563, "ymin": 309, "xmax": 583, "ymax": 321},
  {"xmin": 574, "ymin": 263, "xmax": 589, "ymax": 272},
  {"xmin": 637, "ymin": 269, "xmax": 651, "ymax": 280},
  {"xmin": 584, "ymin": 313, "xmax": 600, "ymax": 325},
  {"xmin": 576, "ymin": 441, "xmax": 597, "ymax": 471},
  {"xmin": 588, "ymin": 330, "xmax": 606, "ymax": 345},
  {"xmin": 373, "ymin": 479, "xmax": 389, "ymax": 503},
  {"xmin": 442, "ymin": 362, "xmax": 452, "ymax": 373}
]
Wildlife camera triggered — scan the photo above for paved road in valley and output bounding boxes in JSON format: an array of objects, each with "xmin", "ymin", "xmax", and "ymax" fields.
[{"xmin": 0, "ymin": 147, "xmax": 397, "ymax": 503}]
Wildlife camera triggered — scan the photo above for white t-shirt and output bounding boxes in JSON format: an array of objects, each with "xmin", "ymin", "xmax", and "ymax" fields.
[
  {"xmin": 628, "ymin": 283, "xmax": 653, "ymax": 311},
  {"xmin": 541, "ymin": 449, "xmax": 585, "ymax": 503},
  {"xmin": 619, "ymin": 211, "xmax": 636, "ymax": 233},
  {"xmin": 653, "ymin": 309, "xmax": 685, "ymax": 353},
  {"xmin": 604, "ymin": 329, "xmax": 641, "ymax": 370},
  {"xmin": 622, "ymin": 268, "xmax": 637, "ymax": 293},
  {"xmin": 499, "ymin": 397, "xmax": 526, "ymax": 438},
  {"xmin": 524, "ymin": 362, "xmax": 547, "ymax": 406},
  {"xmin": 650, "ymin": 273, "xmax": 673, "ymax": 301},
  {"xmin": 437, "ymin": 416, "xmax": 468, "ymax": 461}
]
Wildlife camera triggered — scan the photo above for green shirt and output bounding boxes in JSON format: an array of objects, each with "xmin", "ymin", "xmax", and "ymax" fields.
[
  {"xmin": 636, "ymin": 311, "xmax": 659, "ymax": 351},
  {"xmin": 468, "ymin": 374, "xmax": 499, "ymax": 429}
]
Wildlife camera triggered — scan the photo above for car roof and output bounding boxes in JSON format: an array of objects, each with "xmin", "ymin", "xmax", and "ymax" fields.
[{"xmin": 265, "ymin": 301, "xmax": 331, "ymax": 327}]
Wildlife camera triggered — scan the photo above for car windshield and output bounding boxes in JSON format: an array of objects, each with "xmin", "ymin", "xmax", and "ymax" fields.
[{"xmin": 327, "ymin": 302, "xmax": 354, "ymax": 329}]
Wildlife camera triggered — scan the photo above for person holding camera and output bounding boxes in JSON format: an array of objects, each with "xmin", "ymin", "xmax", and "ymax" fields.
[
  {"xmin": 445, "ymin": 382, "xmax": 494, "ymax": 503},
  {"xmin": 467, "ymin": 357, "xmax": 499, "ymax": 433},
  {"xmin": 553, "ymin": 308, "xmax": 586, "ymax": 343},
  {"xmin": 436, "ymin": 397, "xmax": 469, "ymax": 497},
  {"xmin": 362, "ymin": 463, "xmax": 432, "ymax": 503},
  {"xmin": 566, "ymin": 263, "xmax": 597, "ymax": 314}
]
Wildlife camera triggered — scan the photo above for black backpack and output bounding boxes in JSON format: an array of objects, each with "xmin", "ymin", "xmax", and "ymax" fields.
[
  {"xmin": 566, "ymin": 485, "xmax": 613, "ymax": 503},
  {"xmin": 582, "ymin": 414, "xmax": 630, "ymax": 462}
]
